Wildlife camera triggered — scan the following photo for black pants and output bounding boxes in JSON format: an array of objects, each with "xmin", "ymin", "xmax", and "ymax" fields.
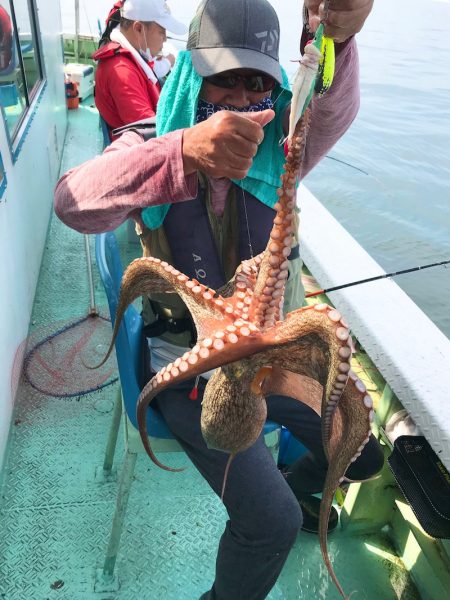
[{"xmin": 154, "ymin": 377, "xmax": 384, "ymax": 600}]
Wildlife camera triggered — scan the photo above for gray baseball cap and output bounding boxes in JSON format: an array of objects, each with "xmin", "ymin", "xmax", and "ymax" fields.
[{"xmin": 187, "ymin": 0, "xmax": 282, "ymax": 83}]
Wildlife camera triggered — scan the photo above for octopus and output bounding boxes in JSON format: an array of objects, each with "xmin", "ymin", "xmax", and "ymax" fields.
[{"xmin": 98, "ymin": 44, "xmax": 374, "ymax": 600}]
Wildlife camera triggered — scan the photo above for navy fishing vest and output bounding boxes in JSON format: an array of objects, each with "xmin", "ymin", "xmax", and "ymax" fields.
[{"xmin": 163, "ymin": 185, "xmax": 276, "ymax": 290}]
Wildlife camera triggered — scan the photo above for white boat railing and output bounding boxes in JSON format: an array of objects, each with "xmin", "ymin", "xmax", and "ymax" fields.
[{"xmin": 299, "ymin": 184, "xmax": 450, "ymax": 470}]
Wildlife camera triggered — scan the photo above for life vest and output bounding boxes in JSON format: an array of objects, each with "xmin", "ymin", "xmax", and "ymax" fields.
[
  {"xmin": 0, "ymin": 6, "xmax": 13, "ymax": 75},
  {"xmin": 92, "ymin": 41, "xmax": 160, "ymax": 135},
  {"xmin": 128, "ymin": 126, "xmax": 285, "ymax": 289},
  {"xmin": 164, "ymin": 188, "xmax": 275, "ymax": 290},
  {"xmin": 92, "ymin": 41, "xmax": 155, "ymax": 70},
  {"xmin": 92, "ymin": 41, "xmax": 126, "ymax": 62}
]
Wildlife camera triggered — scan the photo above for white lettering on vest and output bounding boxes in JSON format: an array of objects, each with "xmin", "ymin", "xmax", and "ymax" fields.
[{"xmin": 195, "ymin": 268, "xmax": 207, "ymax": 279}]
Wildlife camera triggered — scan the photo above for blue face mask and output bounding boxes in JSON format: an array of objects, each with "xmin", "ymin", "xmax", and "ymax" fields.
[
  {"xmin": 139, "ymin": 26, "xmax": 152, "ymax": 62},
  {"xmin": 196, "ymin": 96, "xmax": 274, "ymax": 124}
]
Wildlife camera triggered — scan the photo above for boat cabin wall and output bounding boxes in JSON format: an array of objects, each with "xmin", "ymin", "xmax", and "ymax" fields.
[{"xmin": 0, "ymin": 0, "xmax": 67, "ymax": 474}]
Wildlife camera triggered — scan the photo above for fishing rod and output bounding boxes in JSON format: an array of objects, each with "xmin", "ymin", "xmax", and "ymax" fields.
[
  {"xmin": 166, "ymin": 35, "xmax": 187, "ymax": 43},
  {"xmin": 305, "ymin": 259, "xmax": 450, "ymax": 298}
]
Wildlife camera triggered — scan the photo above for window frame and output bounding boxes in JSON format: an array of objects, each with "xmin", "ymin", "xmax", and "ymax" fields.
[
  {"xmin": 1, "ymin": 0, "xmax": 46, "ymax": 160},
  {"xmin": 0, "ymin": 151, "xmax": 6, "ymax": 198}
]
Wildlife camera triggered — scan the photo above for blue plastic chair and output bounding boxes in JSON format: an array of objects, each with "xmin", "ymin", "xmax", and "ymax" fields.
[
  {"xmin": 95, "ymin": 231, "xmax": 177, "ymax": 438},
  {"xmin": 94, "ymin": 231, "xmax": 281, "ymax": 589},
  {"xmin": 94, "ymin": 231, "xmax": 183, "ymax": 590}
]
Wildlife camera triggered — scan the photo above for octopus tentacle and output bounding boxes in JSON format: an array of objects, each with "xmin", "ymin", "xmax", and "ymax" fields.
[
  {"xmin": 250, "ymin": 110, "xmax": 311, "ymax": 329},
  {"xmin": 94, "ymin": 257, "xmax": 250, "ymax": 368},
  {"xmin": 267, "ymin": 304, "xmax": 353, "ymax": 454},
  {"xmin": 319, "ymin": 376, "xmax": 375, "ymax": 600}
]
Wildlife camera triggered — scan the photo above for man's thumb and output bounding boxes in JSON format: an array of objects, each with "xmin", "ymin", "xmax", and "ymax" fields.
[{"xmin": 241, "ymin": 109, "xmax": 275, "ymax": 128}]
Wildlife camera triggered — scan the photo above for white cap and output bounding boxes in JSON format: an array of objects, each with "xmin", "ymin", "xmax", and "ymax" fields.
[{"xmin": 121, "ymin": 0, "xmax": 187, "ymax": 35}]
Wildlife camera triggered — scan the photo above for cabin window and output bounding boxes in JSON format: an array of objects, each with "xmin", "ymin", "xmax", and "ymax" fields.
[{"xmin": 0, "ymin": 0, "xmax": 44, "ymax": 143}]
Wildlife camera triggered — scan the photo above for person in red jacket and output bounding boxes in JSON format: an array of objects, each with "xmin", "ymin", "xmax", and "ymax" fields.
[{"xmin": 93, "ymin": 0, "xmax": 186, "ymax": 139}]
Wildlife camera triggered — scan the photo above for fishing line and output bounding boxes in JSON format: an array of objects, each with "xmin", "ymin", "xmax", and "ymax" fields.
[
  {"xmin": 305, "ymin": 259, "xmax": 450, "ymax": 297},
  {"xmin": 241, "ymin": 187, "xmax": 255, "ymax": 260},
  {"xmin": 271, "ymin": 87, "xmax": 286, "ymax": 108},
  {"xmin": 324, "ymin": 155, "xmax": 369, "ymax": 175}
]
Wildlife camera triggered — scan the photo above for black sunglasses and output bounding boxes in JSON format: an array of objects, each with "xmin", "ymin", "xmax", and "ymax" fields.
[{"xmin": 204, "ymin": 72, "xmax": 276, "ymax": 93}]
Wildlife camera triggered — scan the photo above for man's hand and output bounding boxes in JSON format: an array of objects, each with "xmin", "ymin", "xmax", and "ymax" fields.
[
  {"xmin": 182, "ymin": 109, "xmax": 275, "ymax": 180},
  {"xmin": 155, "ymin": 53, "xmax": 175, "ymax": 66},
  {"xmin": 164, "ymin": 53, "xmax": 176, "ymax": 67},
  {"xmin": 304, "ymin": 0, "xmax": 373, "ymax": 43}
]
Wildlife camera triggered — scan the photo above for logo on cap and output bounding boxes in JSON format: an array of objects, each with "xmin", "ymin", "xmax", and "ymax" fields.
[
  {"xmin": 163, "ymin": 2, "xmax": 171, "ymax": 14},
  {"xmin": 255, "ymin": 29, "xmax": 279, "ymax": 53}
]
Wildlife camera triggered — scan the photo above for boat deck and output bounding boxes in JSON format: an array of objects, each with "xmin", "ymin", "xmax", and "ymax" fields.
[{"xmin": 0, "ymin": 100, "xmax": 423, "ymax": 599}]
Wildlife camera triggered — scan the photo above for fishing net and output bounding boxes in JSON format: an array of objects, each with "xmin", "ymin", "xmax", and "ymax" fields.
[{"xmin": 23, "ymin": 312, "xmax": 118, "ymax": 398}]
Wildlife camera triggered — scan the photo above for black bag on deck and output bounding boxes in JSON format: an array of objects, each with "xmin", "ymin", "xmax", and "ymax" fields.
[{"xmin": 388, "ymin": 435, "xmax": 450, "ymax": 539}]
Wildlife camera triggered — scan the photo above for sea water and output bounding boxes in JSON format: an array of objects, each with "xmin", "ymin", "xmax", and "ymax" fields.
[{"xmin": 60, "ymin": 0, "xmax": 450, "ymax": 338}]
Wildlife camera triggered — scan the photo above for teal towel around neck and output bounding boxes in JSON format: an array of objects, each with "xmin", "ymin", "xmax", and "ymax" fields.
[{"xmin": 141, "ymin": 50, "xmax": 292, "ymax": 230}]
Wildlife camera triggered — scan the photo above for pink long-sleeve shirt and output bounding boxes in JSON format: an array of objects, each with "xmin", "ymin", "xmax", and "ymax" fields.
[{"xmin": 55, "ymin": 38, "xmax": 359, "ymax": 234}]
